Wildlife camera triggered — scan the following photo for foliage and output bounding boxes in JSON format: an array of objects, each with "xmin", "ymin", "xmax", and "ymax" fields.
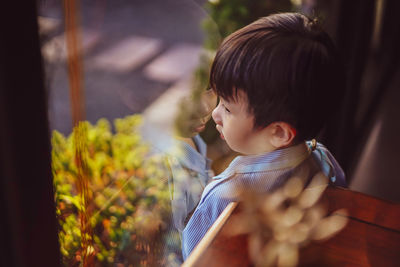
[
  {"xmin": 52, "ymin": 115, "xmax": 171, "ymax": 266},
  {"xmin": 203, "ymin": 0, "xmax": 294, "ymax": 50}
]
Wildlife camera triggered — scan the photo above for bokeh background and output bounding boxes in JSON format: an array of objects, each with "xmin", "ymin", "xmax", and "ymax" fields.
[{"xmin": 1, "ymin": 0, "xmax": 400, "ymax": 266}]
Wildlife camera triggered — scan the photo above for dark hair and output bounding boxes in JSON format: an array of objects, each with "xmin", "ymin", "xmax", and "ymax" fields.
[{"xmin": 210, "ymin": 13, "xmax": 343, "ymax": 140}]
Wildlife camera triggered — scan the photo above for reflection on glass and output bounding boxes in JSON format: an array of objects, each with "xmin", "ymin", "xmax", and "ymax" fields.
[
  {"xmin": 43, "ymin": 0, "xmax": 213, "ymax": 265},
  {"xmin": 174, "ymin": 88, "xmax": 218, "ymax": 138}
]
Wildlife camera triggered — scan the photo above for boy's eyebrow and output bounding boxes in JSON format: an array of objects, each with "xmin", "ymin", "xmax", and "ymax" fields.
[
  {"xmin": 221, "ymin": 94, "xmax": 239, "ymax": 104},
  {"xmin": 219, "ymin": 96, "xmax": 230, "ymax": 104}
]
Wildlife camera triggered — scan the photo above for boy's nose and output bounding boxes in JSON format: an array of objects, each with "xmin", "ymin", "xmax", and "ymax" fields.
[{"xmin": 212, "ymin": 105, "xmax": 222, "ymax": 125}]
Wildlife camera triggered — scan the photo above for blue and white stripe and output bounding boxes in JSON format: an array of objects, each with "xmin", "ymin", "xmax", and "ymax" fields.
[{"xmin": 182, "ymin": 141, "xmax": 345, "ymax": 259}]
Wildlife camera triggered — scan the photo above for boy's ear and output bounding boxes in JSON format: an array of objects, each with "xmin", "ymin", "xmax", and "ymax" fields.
[{"xmin": 268, "ymin": 122, "xmax": 297, "ymax": 148}]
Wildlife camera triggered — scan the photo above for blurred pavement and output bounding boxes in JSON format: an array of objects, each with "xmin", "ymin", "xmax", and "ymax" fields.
[{"xmin": 38, "ymin": 0, "xmax": 209, "ymax": 135}]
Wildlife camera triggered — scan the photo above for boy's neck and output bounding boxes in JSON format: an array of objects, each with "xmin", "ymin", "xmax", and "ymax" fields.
[
  {"xmin": 244, "ymin": 141, "xmax": 307, "ymax": 158},
  {"xmin": 244, "ymin": 140, "xmax": 303, "ymax": 156}
]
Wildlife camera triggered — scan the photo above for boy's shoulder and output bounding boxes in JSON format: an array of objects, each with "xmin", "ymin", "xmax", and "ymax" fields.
[
  {"xmin": 198, "ymin": 177, "xmax": 236, "ymax": 206},
  {"xmin": 199, "ymin": 142, "xmax": 345, "ymax": 207}
]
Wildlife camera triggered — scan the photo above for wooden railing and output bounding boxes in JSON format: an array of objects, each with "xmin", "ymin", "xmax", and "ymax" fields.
[{"xmin": 183, "ymin": 186, "xmax": 400, "ymax": 267}]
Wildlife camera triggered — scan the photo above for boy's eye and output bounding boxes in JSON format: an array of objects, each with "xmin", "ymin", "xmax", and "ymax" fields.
[
  {"xmin": 218, "ymin": 98, "xmax": 231, "ymax": 113},
  {"xmin": 219, "ymin": 101, "xmax": 230, "ymax": 113}
]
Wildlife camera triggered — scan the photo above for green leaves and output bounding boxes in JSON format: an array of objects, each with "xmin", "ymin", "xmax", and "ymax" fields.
[
  {"xmin": 204, "ymin": 0, "xmax": 293, "ymax": 46},
  {"xmin": 58, "ymin": 194, "xmax": 83, "ymax": 211},
  {"xmin": 52, "ymin": 115, "xmax": 171, "ymax": 266}
]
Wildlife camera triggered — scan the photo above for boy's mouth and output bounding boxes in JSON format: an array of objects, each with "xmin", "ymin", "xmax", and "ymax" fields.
[{"xmin": 216, "ymin": 125, "xmax": 225, "ymax": 140}]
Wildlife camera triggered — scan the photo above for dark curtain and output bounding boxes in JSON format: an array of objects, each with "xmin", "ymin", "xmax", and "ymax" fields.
[
  {"xmin": 0, "ymin": 1, "xmax": 60, "ymax": 267},
  {"xmin": 321, "ymin": 0, "xmax": 400, "ymax": 180}
]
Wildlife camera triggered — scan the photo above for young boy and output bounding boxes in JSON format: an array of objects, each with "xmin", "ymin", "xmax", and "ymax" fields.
[{"xmin": 182, "ymin": 12, "xmax": 346, "ymax": 259}]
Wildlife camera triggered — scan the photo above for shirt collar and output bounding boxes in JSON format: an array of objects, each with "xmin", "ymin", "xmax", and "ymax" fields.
[{"xmin": 213, "ymin": 142, "xmax": 310, "ymax": 180}]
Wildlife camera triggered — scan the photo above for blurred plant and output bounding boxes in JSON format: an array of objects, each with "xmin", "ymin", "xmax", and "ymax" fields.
[
  {"xmin": 227, "ymin": 172, "xmax": 348, "ymax": 267},
  {"xmin": 203, "ymin": 0, "xmax": 293, "ymax": 50},
  {"xmin": 52, "ymin": 115, "xmax": 172, "ymax": 266}
]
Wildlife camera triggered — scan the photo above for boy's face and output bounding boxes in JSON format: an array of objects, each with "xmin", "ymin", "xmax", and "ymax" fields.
[{"xmin": 212, "ymin": 90, "xmax": 272, "ymax": 155}]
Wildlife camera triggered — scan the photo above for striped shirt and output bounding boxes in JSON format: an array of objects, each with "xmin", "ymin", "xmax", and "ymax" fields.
[{"xmin": 181, "ymin": 141, "xmax": 345, "ymax": 259}]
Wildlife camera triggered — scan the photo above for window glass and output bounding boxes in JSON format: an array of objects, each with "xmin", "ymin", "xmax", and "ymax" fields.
[{"xmin": 39, "ymin": 0, "xmax": 212, "ymax": 265}]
